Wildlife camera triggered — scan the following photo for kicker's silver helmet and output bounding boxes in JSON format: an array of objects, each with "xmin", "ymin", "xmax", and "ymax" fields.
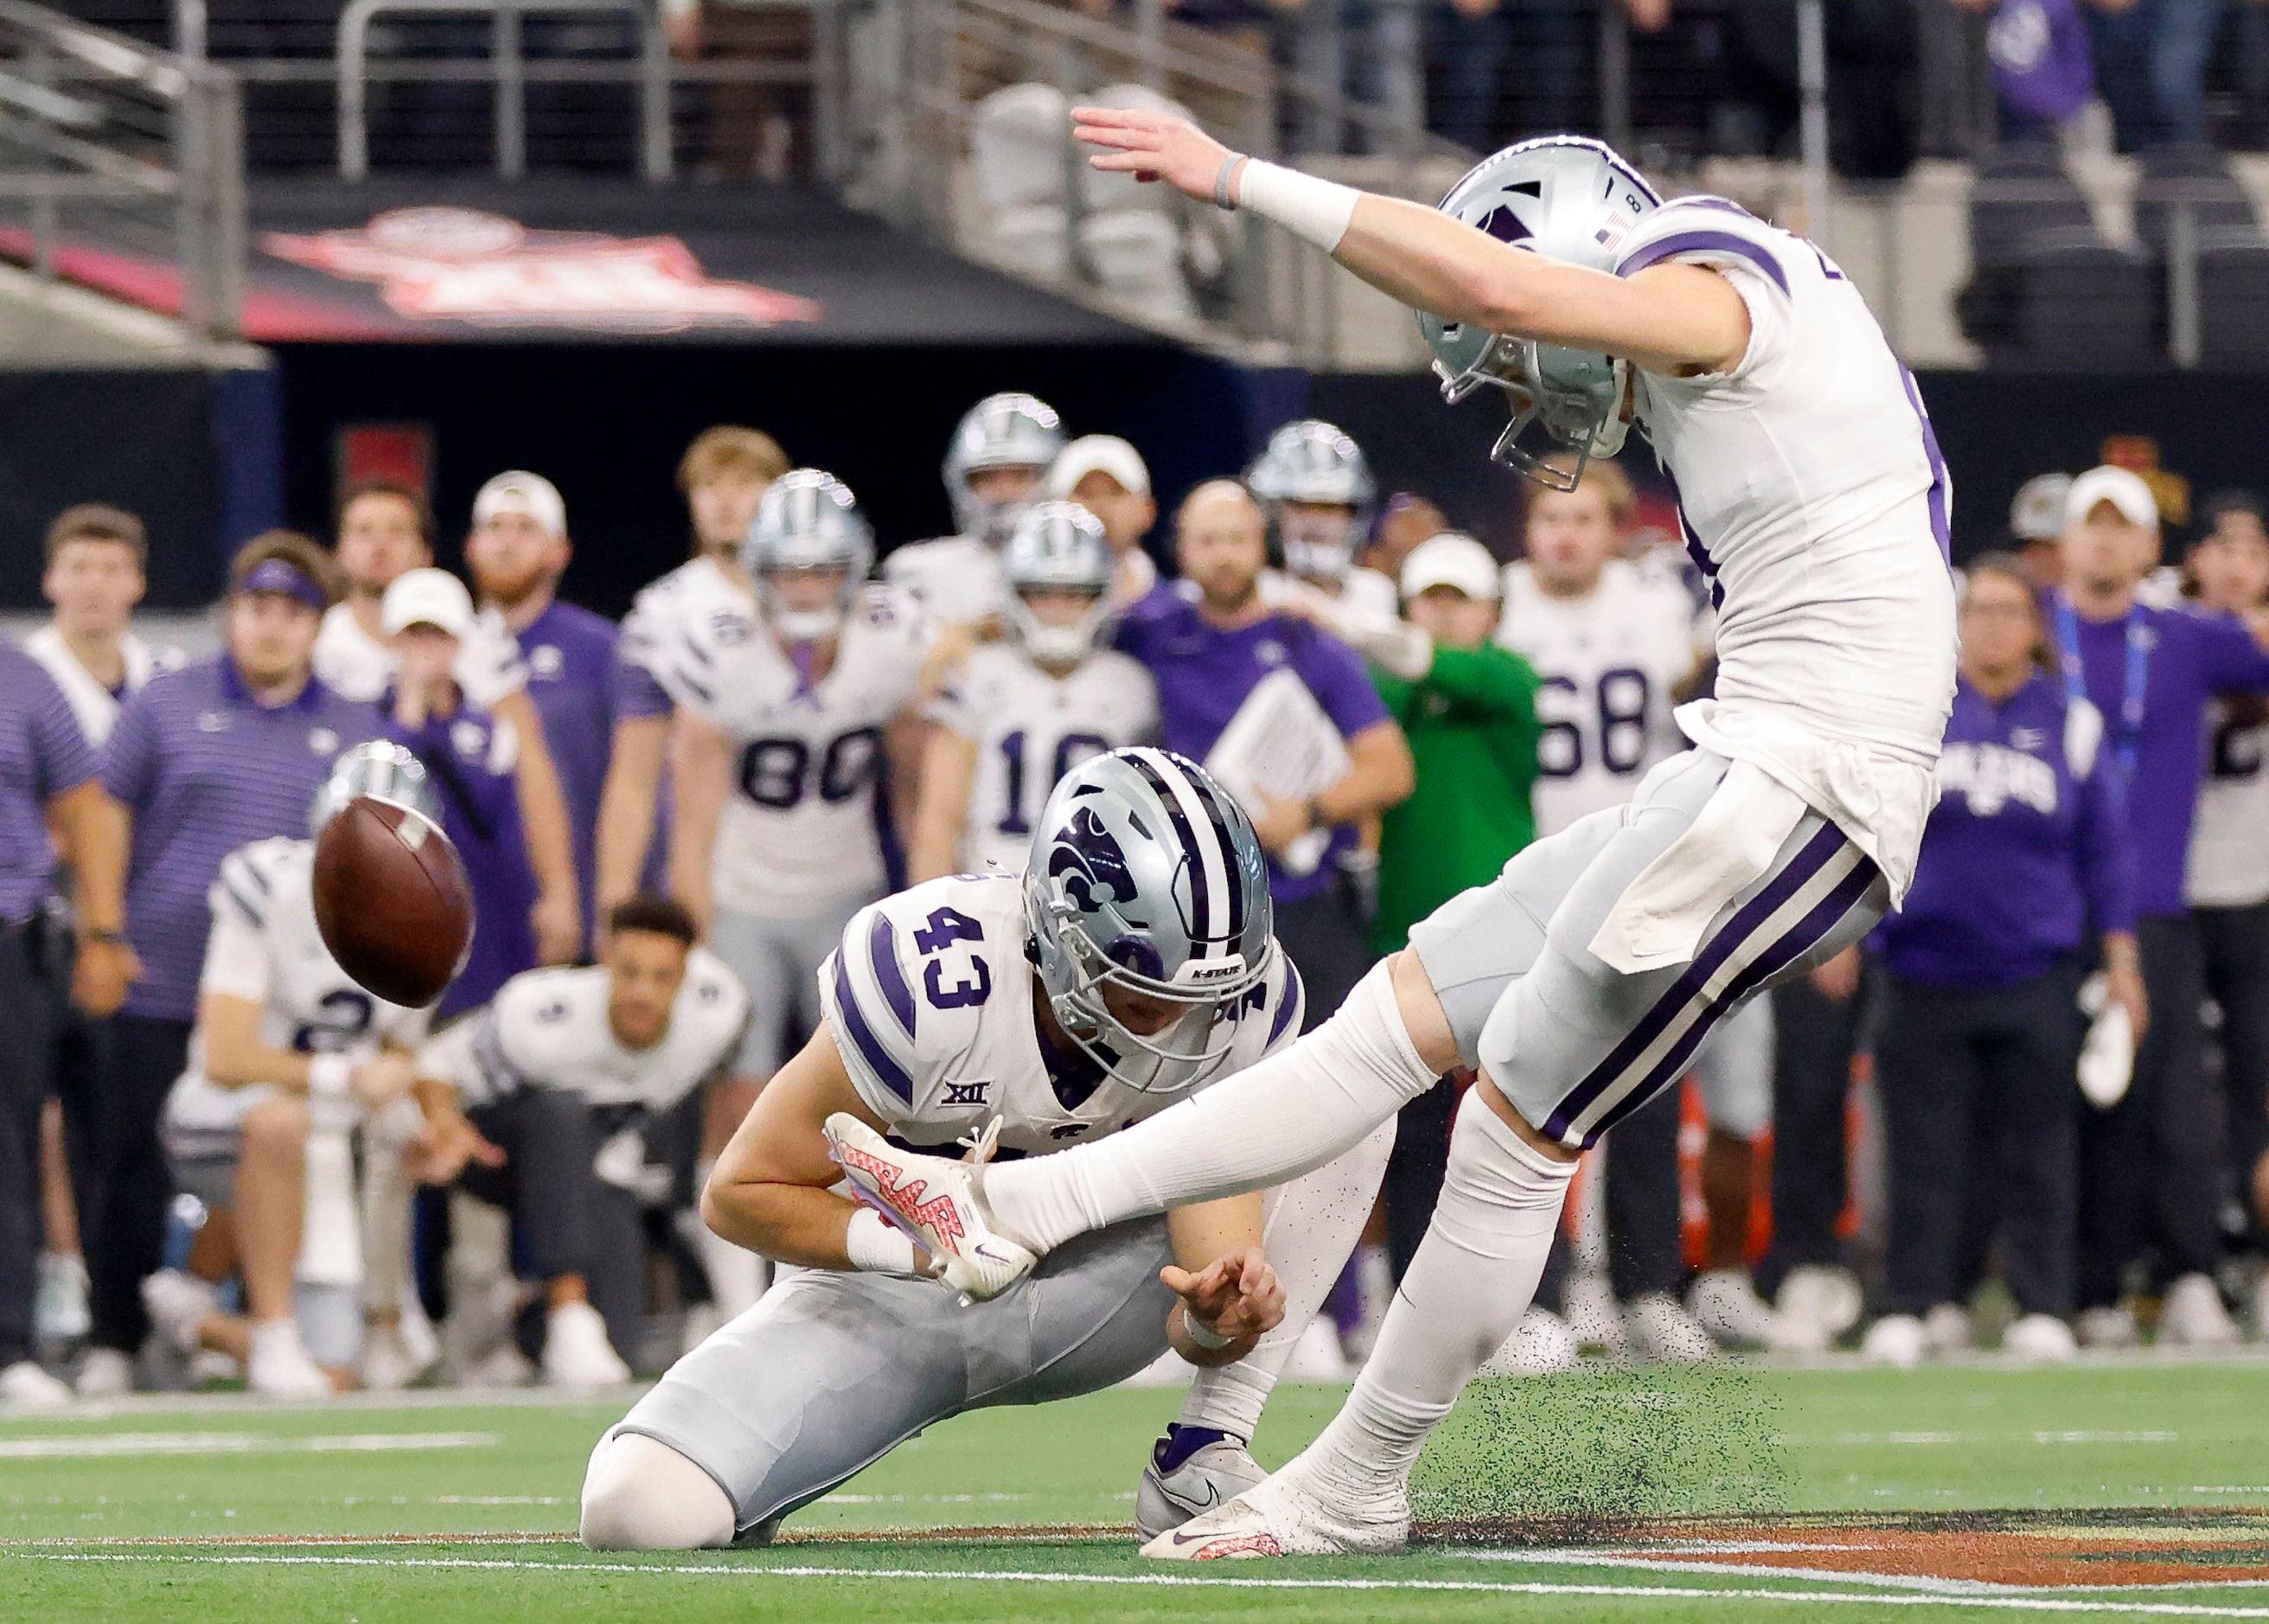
[
  {"xmin": 741, "ymin": 469, "xmax": 875, "ymax": 643},
  {"xmin": 1002, "ymin": 500, "xmax": 1116, "ymax": 668},
  {"xmin": 309, "ymin": 740, "xmax": 442, "ymax": 834},
  {"xmin": 1025, "ymin": 747, "xmax": 1274, "ymax": 1096},
  {"xmin": 1419, "ymin": 136, "xmax": 1663, "ymax": 490},
  {"xmin": 943, "ymin": 392, "xmax": 1065, "ymax": 546},
  {"xmin": 1246, "ymin": 419, "xmax": 1377, "ymax": 585}
]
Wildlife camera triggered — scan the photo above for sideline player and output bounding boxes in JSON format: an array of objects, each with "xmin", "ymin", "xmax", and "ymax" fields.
[
  {"xmin": 834, "ymin": 117, "xmax": 1958, "ymax": 1557},
  {"xmin": 907, "ymin": 502, "xmax": 1157, "ymax": 880},
  {"xmin": 1247, "ymin": 419, "xmax": 1398, "ymax": 623},
  {"xmin": 578, "ymin": 749, "xmax": 1395, "ymax": 1549},
  {"xmin": 884, "ymin": 393, "xmax": 1065, "ymax": 626}
]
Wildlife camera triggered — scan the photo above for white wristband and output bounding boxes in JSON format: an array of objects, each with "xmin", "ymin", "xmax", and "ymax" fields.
[
  {"xmin": 845, "ymin": 1206, "xmax": 923, "ymax": 1276},
  {"xmin": 1180, "ymin": 1308, "xmax": 1233, "ymax": 1350},
  {"xmin": 308, "ymin": 1055, "xmax": 354, "ymax": 1103},
  {"xmin": 1236, "ymin": 160, "xmax": 1359, "ymax": 254}
]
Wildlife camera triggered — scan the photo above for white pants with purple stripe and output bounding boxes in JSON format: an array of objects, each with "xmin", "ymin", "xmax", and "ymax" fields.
[{"xmin": 1412, "ymin": 749, "xmax": 1889, "ymax": 1151}]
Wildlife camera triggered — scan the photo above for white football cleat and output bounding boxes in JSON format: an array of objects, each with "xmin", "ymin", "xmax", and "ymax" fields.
[
  {"xmin": 73, "ymin": 1346, "xmax": 134, "ymax": 1399},
  {"xmin": 2158, "ymin": 1273, "xmax": 2240, "ymax": 1349},
  {"xmin": 1563, "ymin": 1272, "xmax": 1628, "ymax": 1357},
  {"xmin": 1767, "ymin": 1264, "xmax": 1865, "ymax": 1353},
  {"xmin": 140, "ymin": 1269, "xmax": 218, "ymax": 1357},
  {"xmin": 542, "ymin": 1301, "xmax": 632, "ymax": 1390},
  {"xmin": 1140, "ymin": 1459, "xmax": 1409, "ymax": 1559},
  {"xmin": 2004, "ymin": 1313, "xmax": 2077, "ymax": 1362},
  {"xmin": 1136, "ymin": 1429, "xmax": 1267, "ymax": 1540},
  {"xmin": 1688, "ymin": 1269, "xmax": 1777, "ymax": 1349},
  {"xmin": 1923, "ymin": 1301, "xmax": 1974, "ymax": 1357},
  {"xmin": 361, "ymin": 1321, "xmax": 438, "ymax": 1392},
  {"xmin": 35, "ymin": 1252, "xmax": 91, "ymax": 1345},
  {"xmin": 1480, "ymin": 1307, "xmax": 1579, "ymax": 1378},
  {"xmin": 1626, "ymin": 1293, "xmax": 1716, "ymax": 1363},
  {"xmin": 248, "ymin": 1320, "xmax": 335, "ymax": 1399},
  {"xmin": 1860, "ymin": 1314, "xmax": 1927, "ymax": 1369},
  {"xmin": 822, "ymin": 1113, "xmax": 1036, "ymax": 1302},
  {"xmin": 2075, "ymin": 1304, "xmax": 2140, "ymax": 1349},
  {"xmin": 0, "ymin": 1360, "xmax": 74, "ymax": 1412}
]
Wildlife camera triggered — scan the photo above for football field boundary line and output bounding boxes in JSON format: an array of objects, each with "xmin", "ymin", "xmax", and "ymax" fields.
[{"xmin": 13, "ymin": 1550, "xmax": 2269, "ymax": 1615}]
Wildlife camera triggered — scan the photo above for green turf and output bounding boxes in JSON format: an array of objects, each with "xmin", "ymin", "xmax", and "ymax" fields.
[{"xmin": 3, "ymin": 1359, "xmax": 2266, "ymax": 1621}]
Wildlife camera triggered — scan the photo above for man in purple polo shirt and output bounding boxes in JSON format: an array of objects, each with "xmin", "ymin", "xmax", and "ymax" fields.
[
  {"xmin": 0, "ymin": 644, "xmax": 133, "ymax": 1410},
  {"xmin": 2054, "ymin": 464, "xmax": 2269, "ymax": 1352},
  {"xmin": 80, "ymin": 534, "xmax": 386, "ymax": 1397},
  {"xmin": 465, "ymin": 470, "xmax": 623, "ymax": 959},
  {"xmin": 1115, "ymin": 480, "xmax": 1415, "ymax": 1029}
]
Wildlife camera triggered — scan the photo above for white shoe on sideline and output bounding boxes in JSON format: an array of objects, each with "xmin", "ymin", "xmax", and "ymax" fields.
[
  {"xmin": 1280, "ymin": 1317, "xmax": 1352, "ymax": 1383},
  {"xmin": 1480, "ymin": 1308, "xmax": 1578, "ymax": 1377},
  {"xmin": 2075, "ymin": 1304, "xmax": 2140, "ymax": 1349},
  {"xmin": 35, "ymin": 1253, "xmax": 90, "ymax": 1345},
  {"xmin": 1140, "ymin": 1452, "xmax": 1409, "ymax": 1558},
  {"xmin": 1137, "ymin": 1431, "xmax": 1267, "ymax": 1539},
  {"xmin": 2004, "ymin": 1314, "xmax": 2077, "ymax": 1362},
  {"xmin": 1861, "ymin": 1314, "xmax": 1927, "ymax": 1368},
  {"xmin": 248, "ymin": 1320, "xmax": 334, "ymax": 1399},
  {"xmin": 139, "ymin": 1269, "xmax": 217, "ymax": 1358},
  {"xmin": 542, "ymin": 1301, "xmax": 631, "ymax": 1390},
  {"xmin": 1689, "ymin": 1269, "xmax": 1778, "ymax": 1348},
  {"xmin": 73, "ymin": 1346, "xmax": 133, "ymax": 1399},
  {"xmin": 2159, "ymin": 1274, "xmax": 2240, "ymax": 1349},
  {"xmin": 1769, "ymin": 1265, "xmax": 1864, "ymax": 1353},
  {"xmin": 1627, "ymin": 1293, "xmax": 1716, "ymax": 1362},
  {"xmin": 822, "ymin": 1113, "xmax": 1036, "ymax": 1301},
  {"xmin": 0, "ymin": 1360, "xmax": 73, "ymax": 1412},
  {"xmin": 188, "ymin": 1351, "xmax": 241, "ymax": 1386},
  {"xmin": 463, "ymin": 1342, "xmax": 534, "ymax": 1389},
  {"xmin": 361, "ymin": 1321, "xmax": 438, "ymax": 1392},
  {"xmin": 1563, "ymin": 1273, "xmax": 1628, "ymax": 1357},
  {"xmin": 1923, "ymin": 1302, "xmax": 1973, "ymax": 1357}
]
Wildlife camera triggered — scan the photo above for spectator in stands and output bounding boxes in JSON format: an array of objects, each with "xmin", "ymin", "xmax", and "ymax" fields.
[
  {"xmin": 662, "ymin": 0, "xmax": 811, "ymax": 181},
  {"xmin": 2182, "ymin": 491, "xmax": 2269, "ymax": 1263},
  {"xmin": 319, "ymin": 482, "xmax": 579, "ymax": 966},
  {"xmin": 463, "ymin": 471, "xmax": 622, "ymax": 958},
  {"xmin": 1045, "ymin": 435, "xmax": 1160, "ymax": 604},
  {"xmin": 2055, "ymin": 464, "xmax": 2269, "ymax": 1350},
  {"xmin": 80, "ymin": 534, "xmax": 385, "ymax": 1398},
  {"xmin": 414, "ymin": 896, "xmax": 750, "ymax": 1386},
  {"xmin": 1862, "ymin": 554, "xmax": 2142, "ymax": 1368},
  {"xmin": 1114, "ymin": 479, "xmax": 1414, "ymax": 1030},
  {"xmin": 381, "ymin": 569, "xmax": 541, "ymax": 1020},
  {"xmin": 596, "ymin": 426, "xmax": 785, "ymax": 919},
  {"xmin": 25, "ymin": 504, "xmax": 182, "ymax": 1355}
]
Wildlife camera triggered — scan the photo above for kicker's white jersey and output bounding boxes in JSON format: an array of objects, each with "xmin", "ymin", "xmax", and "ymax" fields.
[
  {"xmin": 649, "ymin": 584, "xmax": 929, "ymax": 917},
  {"xmin": 822, "ymin": 873, "xmax": 1303, "ymax": 1158},
  {"xmin": 929, "ymin": 645, "xmax": 1159, "ymax": 876},
  {"xmin": 315, "ymin": 602, "xmax": 527, "ymax": 710},
  {"xmin": 1615, "ymin": 197, "xmax": 1958, "ymax": 898},
  {"xmin": 883, "ymin": 535, "xmax": 1009, "ymax": 626},
  {"xmin": 2187, "ymin": 698, "xmax": 2269, "ymax": 908},
  {"xmin": 418, "ymin": 949, "xmax": 748, "ymax": 1114},
  {"xmin": 1497, "ymin": 559, "xmax": 1706, "ymax": 836},
  {"xmin": 165, "ymin": 837, "xmax": 431, "ymax": 1134}
]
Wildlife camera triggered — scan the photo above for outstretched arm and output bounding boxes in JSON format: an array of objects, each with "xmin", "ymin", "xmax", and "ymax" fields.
[{"xmin": 1072, "ymin": 106, "xmax": 1749, "ymax": 377}]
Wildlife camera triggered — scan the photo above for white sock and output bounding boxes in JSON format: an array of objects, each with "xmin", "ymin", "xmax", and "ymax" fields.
[
  {"xmin": 1288, "ymin": 1090, "xmax": 1575, "ymax": 1503},
  {"xmin": 987, "ymin": 964, "xmax": 1436, "ymax": 1252},
  {"xmin": 1180, "ymin": 1116, "xmax": 1397, "ymax": 1440}
]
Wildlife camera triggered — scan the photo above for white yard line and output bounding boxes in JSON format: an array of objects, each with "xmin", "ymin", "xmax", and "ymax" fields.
[{"xmin": 11, "ymin": 1550, "xmax": 2269, "ymax": 1615}]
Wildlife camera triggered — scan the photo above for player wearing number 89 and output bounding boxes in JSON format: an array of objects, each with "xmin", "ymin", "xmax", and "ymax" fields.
[
  {"xmin": 908, "ymin": 501, "xmax": 1158, "ymax": 881},
  {"xmin": 578, "ymin": 747, "xmax": 1397, "ymax": 1550}
]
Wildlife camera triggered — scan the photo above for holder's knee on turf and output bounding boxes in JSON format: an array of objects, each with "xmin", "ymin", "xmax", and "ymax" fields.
[{"xmin": 579, "ymin": 1430, "xmax": 737, "ymax": 1550}]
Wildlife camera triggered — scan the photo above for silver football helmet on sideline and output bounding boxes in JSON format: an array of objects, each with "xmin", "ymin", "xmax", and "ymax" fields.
[
  {"xmin": 1025, "ymin": 747, "xmax": 1274, "ymax": 1095},
  {"xmin": 1246, "ymin": 419, "xmax": 1377, "ymax": 585},
  {"xmin": 1418, "ymin": 136, "xmax": 1663, "ymax": 490},
  {"xmin": 1002, "ymin": 501, "xmax": 1117, "ymax": 668},
  {"xmin": 741, "ymin": 469, "xmax": 875, "ymax": 643},
  {"xmin": 943, "ymin": 392, "xmax": 1065, "ymax": 546},
  {"xmin": 309, "ymin": 740, "xmax": 442, "ymax": 834}
]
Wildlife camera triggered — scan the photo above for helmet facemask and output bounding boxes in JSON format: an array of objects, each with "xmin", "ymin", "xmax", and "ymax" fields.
[
  {"xmin": 1433, "ymin": 330, "xmax": 1633, "ymax": 493},
  {"xmin": 1276, "ymin": 503, "xmax": 1361, "ymax": 585},
  {"xmin": 758, "ymin": 564, "xmax": 855, "ymax": 644},
  {"xmin": 1007, "ymin": 582, "xmax": 1111, "ymax": 668}
]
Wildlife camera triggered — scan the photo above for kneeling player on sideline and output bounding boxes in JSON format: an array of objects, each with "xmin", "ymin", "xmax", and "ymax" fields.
[
  {"xmin": 146, "ymin": 745, "xmax": 488, "ymax": 1397},
  {"xmin": 415, "ymin": 895, "xmax": 751, "ymax": 1389},
  {"xmin": 828, "ymin": 115, "xmax": 1957, "ymax": 1557},
  {"xmin": 578, "ymin": 749, "xmax": 1395, "ymax": 1550}
]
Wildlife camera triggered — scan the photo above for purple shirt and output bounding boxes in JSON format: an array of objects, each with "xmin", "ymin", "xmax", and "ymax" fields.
[
  {"xmin": 105, "ymin": 657, "xmax": 386, "ymax": 1020},
  {"xmin": 506, "ymin": 598, "xmax": 620, "ymax": 952},
  {"xmin": 387, "ymin": 699, "xmax": 536, "ymax": 1019},
  {"xmin": 1114, "ymin": 585, "xmax": 1391, "ymax": 905},
  {"xmin": 0, "ymin": 643, "xmax": 99, "ymax": 922},
  {"xmin": 2059, "ymin": 601, "xmax": 2269, "ymax": 917},
  {"xmin": 1872, "ymin": 670, "xmax": 2133, "ymax": 988}
]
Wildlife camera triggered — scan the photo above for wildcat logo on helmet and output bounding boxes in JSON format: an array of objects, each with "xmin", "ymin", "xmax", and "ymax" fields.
[{"xmin": 1047, "ymin": 804, "xmax": 1140, "ymax": 916}]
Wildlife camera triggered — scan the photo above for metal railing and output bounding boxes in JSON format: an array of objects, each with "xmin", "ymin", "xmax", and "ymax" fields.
[{"xmin": 0, "ymin": 0, "xmax": 242, "ymax": 338}]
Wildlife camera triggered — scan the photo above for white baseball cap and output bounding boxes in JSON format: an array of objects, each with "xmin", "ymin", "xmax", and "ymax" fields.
[
  {"xmin": 1046, "ymin": 435, "xmax": 1151, "ymax": 499},
  {"xmin": 2010, "ymin": 472, "xmax": 2073, "ymax": 542},
  {"xmin": 2064, "ymin": 464, "xmax": 2158, "ymax": 531},
  {"xmin": 381, "ymin": 566, "xmax": 477, "ymax": 637},
  {"xmin": 1400, "ymin": 532, "xmax": 1501, "ymax": 601},
  {"xmin": 472, "ymin": 470, "xmax": 566, "ymax": 537}
]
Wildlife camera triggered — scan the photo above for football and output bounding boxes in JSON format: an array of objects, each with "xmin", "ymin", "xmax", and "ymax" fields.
[{"xmin": 311, "ymin": 794, "xmax": 476, "ymax": 1008}]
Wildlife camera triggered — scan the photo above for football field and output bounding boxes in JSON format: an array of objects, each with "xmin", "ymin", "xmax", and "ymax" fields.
[{"xmin": 4, "ymin": 1359, "xmax": 2268, "ymax": 1622}]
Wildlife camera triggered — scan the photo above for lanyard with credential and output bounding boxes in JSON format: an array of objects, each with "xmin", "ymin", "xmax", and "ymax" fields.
[{"xmin": 2053, "ymin": 596, "xmax": 2151, "ymax": 781}]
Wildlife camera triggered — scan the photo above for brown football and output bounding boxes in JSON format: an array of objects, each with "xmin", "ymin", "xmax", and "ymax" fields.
[{"xmin": 311, "ymin": 796, "xmax": 476, "ymax": 1008}]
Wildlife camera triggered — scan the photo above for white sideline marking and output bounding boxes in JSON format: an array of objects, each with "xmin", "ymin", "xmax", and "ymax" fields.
[
  {"xmin": 0, "ymin": 1432, "xmax": 496, "ymax": 1460},
  {"xmin": 11, "ymin": 1551, "xmax": 2269, "ymax": 1615},
  {"xmin": 1828, "ymin": 1431, "xmax": 2183, "ymax": 1446},
  {"xmin": 1466, "ymin": 1548, "xmax": 2030, "ymax": 1596}
]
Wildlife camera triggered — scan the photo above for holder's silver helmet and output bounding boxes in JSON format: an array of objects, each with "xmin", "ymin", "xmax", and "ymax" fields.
[
  {"xmin": 1246, "ymin": 419, "xmax": 1377, "ymax": 585},
  {"xmin": 309, "ymin": 740, "xmax": 442, "ymax": 834},
  {"xmin": 1002, "ymin": 501, "xmax": 1116, "ymax": 668},
  {"xmin": 1025, "ymin": 747, "xmax": 1274, "ymax": 1096},
  {"xmin": 1418, "ymin": 136, "xmax": 1662, "ymax": 490},
  {"xmin": 943, "ymin": 393, "xmax": 1065, "ymax": 546},
  {"xmin": 741, "ymin": 469, "xmax": 874, "ymax": 643}
]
